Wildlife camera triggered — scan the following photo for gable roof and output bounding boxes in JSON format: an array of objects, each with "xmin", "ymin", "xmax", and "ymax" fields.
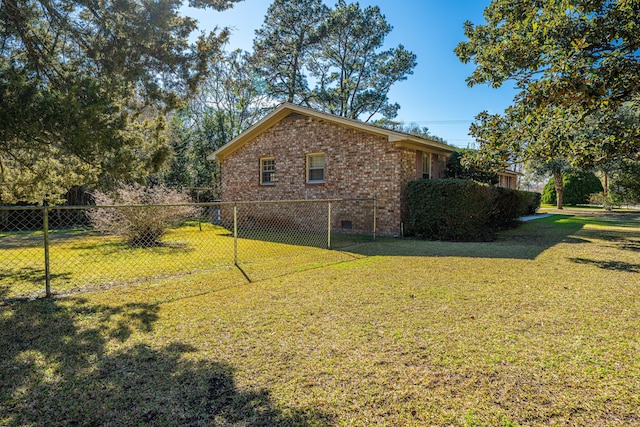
[{"xmin": 208, "ymin": 102, "xmax": 457, "ymax": 161}]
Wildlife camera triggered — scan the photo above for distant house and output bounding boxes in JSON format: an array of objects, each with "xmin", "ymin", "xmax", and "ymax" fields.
[
  {"xmin": 208, "ymin": 103, "xmax": 517, "ymax": 236},
  {"xmin": 497, "ymin": 169, "xmax": 520, "ymax": 190}
]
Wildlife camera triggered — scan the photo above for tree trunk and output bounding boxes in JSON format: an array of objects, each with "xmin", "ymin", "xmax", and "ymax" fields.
[
  {"xmin": 603, "ymin": 172, "xmax": 611, "ymax": 211},
  {"xmin": 289, "ymin": 52, "xmax": 298, "ymax": 103},
  {"xmin": 554, "ymin": 170, "xmax": 564, "ymax": 210}
]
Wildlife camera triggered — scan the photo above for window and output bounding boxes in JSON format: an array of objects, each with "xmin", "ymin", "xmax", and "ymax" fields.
[
  {"xmin": 422, "ymin": 152, "xmax": 431, "ymax": 179},
  {"xmin": 437, "ymin": 155, "xmax": 447, "ymax": 179},
  {"xmin": 260, "ymin": 157, "xmax": 275, "ymax": 185},
  {"xmin": 307, "ymin": 153, "xmax": 325, "ymax": 183}
]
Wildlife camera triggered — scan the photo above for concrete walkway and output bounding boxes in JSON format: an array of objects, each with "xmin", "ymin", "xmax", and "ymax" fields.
[{"xmin": 519, "ymin": 214, "xmax": 553, "ymax": 221}]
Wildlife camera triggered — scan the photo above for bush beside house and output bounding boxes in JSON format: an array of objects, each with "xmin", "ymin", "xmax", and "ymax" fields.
[{"xmin": 407, "ymin": 179, "xmax": 541, "ymax": 241}]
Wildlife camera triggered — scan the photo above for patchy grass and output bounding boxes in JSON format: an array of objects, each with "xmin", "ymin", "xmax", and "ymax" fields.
[{"xmin": 1, "ymin": 212, "xmax": 639, "ymax": 425}]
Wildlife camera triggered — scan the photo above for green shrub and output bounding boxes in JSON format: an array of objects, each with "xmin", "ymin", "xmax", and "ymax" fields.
[
  {"xmin": 408, "ymin": 179, "xmax": 541, "ymax": 241},
  {"xmin": 609, "ymin": 160, "xmax": 640, "ymax": 206},
  {"xmin": 408, "ymin": 179, "xmax": 492, "ymax": 241},
  {"xmin": 541, "ymin": 180, "xmax": 555, "ymax": 205},
  {"xmin": 444, "ymin": 151, "xmax": 499, "ymax": 185},
  {"xmin": 514, "ymin": 190, "xmax": 542, "ymax": 215},
  {"xmin": 542, "ymin": 172, "xmax": 604, "ymax": 205},
  {"xmin": 490, "ymin": 186, "xmax": 522, "ymax": 228},
  {"xmin": 490, "ymin": 187, "xmax": 541, "ymax": 227},
  {"xmin": 526, "ymin": 191, "xmax": 542, "ymax": 215}
]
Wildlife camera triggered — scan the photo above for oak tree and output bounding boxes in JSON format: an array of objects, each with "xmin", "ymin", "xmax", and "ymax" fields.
[{"xmin": 456, "ymin": 0, "xmax": 640, "ymax": 168}]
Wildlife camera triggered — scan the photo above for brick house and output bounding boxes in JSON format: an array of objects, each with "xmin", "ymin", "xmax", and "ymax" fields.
[
  {"xmin": 497, "ymin": 170, "xmax": 520, "ymax": 189},
  {"xmin": 208, "ymin": 103, "xmax": 458, "ymax": 237}
]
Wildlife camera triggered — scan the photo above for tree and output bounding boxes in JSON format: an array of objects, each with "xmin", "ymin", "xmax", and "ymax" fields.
[
  {"xmin": 164, "ymin": 108, "xmax": 231, "ymax": 199},
  {"xmin": 198, "ymin": 49, "xmax": 270, "ymax": 132},
  {"xmin": 252, "ymin": 0, "xmax": 328, "ymax": 104},
  {"xmin": 526, "ymin": 158, "xmax": 572, "ymax": 210},
  {"xmin": 0, "ymin": 0, "xmax": 243, "ymax": 204},
  {"xmin": 444, "ymin": 150, "xmax": 499, "ymax": 186},
  {"xmin": 163, "ymin": 49, "xmax": 268, "ymax": 197},
  {"xmin": 455, "ymin": 0, "xmax": 640, "ymax": 168},
  {"xmin": 607, "ymin": 158, "xmax": 640, "ymax": 207},
  {"xmin": 371, "ymin": 119, "xmax": 448, "ymax": 142},
  {"xmin": 541, "ymin": 171, "xmax": 603, "ymax": 206},
  {"xmin": 310, "ymin": 0, "xmax": 417, "ymax": 121}
]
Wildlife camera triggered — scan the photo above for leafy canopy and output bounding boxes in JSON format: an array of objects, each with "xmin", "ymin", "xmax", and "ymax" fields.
[
  {"xmin": 0, "ymin": 0, "xmax": 242, "ymax": 204},
  {"xmin": 541, "ymin": 171, "xmax": 603, "ymax": 206},
  {"xmin": 252, "ymin": 0, "xmax": 328, "ymax": 105},
  {"xmin": 444, "ymin": 150, "xmax": 499, "ymax": 186},
  {"xmin": 456, "ymin": 0, "xmax": 640, "ymax": 168}
]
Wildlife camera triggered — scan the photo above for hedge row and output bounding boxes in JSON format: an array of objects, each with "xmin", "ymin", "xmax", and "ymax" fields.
[{"xmin": 407, "ymin": 179, "xmax": 541, "ymax": 241}]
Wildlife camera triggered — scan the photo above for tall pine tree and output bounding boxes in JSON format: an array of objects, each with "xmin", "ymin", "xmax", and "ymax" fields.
[{"xmin": 252, "ymin": 0, "xmax": 328, "ymax": 104}]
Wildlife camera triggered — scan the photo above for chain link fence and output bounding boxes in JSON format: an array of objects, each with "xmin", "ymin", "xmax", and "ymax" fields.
[{"xmin": 0, "ymin": 199, "xmax": 375, "ymax": 300}]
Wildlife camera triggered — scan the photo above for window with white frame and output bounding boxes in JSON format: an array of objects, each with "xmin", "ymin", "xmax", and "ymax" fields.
[
  {"xmin": 306, "ymin": 153, "xmax": 325, "ymax": 183},
  {"xmin": 422, "ymin": 152, "xmax": 431, "ymax": 179},
  {"xmin": 260, "ymin": 157, "xmax": 275, "ymax": 185}
]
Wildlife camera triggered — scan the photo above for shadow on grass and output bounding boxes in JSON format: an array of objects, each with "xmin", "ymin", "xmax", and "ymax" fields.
[
  {"xmin": 342, "ymin": 215, "xmax": 588, "ymax": 260},
  {"xmin": 570, "ymin": 227, "xmax": 640, "ymax": 253},
  {"xmin": 569, "ymin": 258, "xmax": 640, "ymax": 273},
  {"xmin": 0, "ymin": 268, "xmax": 73, "ymax": 301},
  {"xmin": 541, "ymin": 209, "xmax": 640, "ymax": 226},
  {"xmin": 0, "ymin": 289, "xmax": 332, "ymax": 426},
  {"xmin": 0, "ymin": 228, "xmax": 95, "ymax": 250},
  {"xmin": 620, "ymin": 241, "xmax": 640, "ymax": 252},
  {"xmin": 0, "ymin": 267, "xmax": 71, "ymax": 286},
  {"xmin": 65, "ymin": 238, "xmax": 197, "ymax": 255},
  {"xmin": 0, "ymin": 230, "xmax": 44, "ymax": 249},
  {"xmin": 235, "ymin": 228, "xmax": 374, "ymax": 251}
]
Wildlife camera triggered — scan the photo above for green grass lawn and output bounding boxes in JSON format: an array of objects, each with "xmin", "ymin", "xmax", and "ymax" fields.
[
  {"xmin": 540, "ymin": 203, "xmax": 640, "ymax": 213},
  {"xmin": 0, "ymin": 222, "xmax": 364, "ymax": 298},
  {"xmin": 1, "ymin": 212, "xmax": 639, "ymax": 425}
]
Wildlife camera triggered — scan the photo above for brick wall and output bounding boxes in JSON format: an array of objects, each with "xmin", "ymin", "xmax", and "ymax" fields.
[
  {"xmin": 399, "ymin": 147, "xmax": 417, "ymax": 234},
  {"xmin": 220, "ymin": 113, "xmax": 408, "ymax": 236}
]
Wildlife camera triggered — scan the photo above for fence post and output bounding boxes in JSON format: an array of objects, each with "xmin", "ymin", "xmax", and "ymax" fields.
[
  {"xmin": 327, "ymin": 201, "xmax": 332, "ymax": 249},
  {"xmin": 43, "ymin": 201, "xmax": 51, "ymax": 297},
  {"xmin": 233, "ymin": 203, "xmax": 238, "ymax": 265},
  {"xmin": 372, "ymin": 196, "xmax": 377, "ymax": 241}
]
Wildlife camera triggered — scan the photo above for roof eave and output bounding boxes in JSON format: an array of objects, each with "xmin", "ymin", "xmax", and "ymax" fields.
[
  {"xmin": 498, "ymin": 169, "xmax": 524, "ymax": 176},
  {"xmin": 391, "ymin": 136, "xmax": 456, "ymax": 155},
  {"xmin": 208, "ymin": 104, "xmax": 295, "ymax": 161},
  {"xmin": 208, "ymin": 102, "xmax": 458, "ymax": 161}
]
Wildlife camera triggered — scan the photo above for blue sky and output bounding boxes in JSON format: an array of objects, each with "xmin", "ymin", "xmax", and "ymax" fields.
[{"xmin": 183, "ymin": 0, "xmax": 518, "ymax": 148}]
